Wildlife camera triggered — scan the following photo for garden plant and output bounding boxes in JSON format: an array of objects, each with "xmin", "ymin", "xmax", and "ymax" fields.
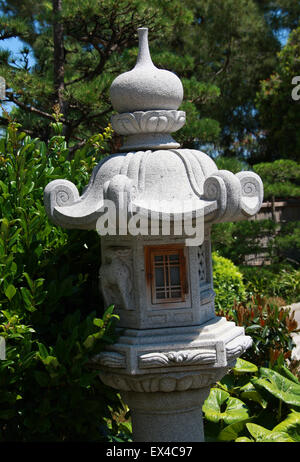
[{"xmin": 0, "ymin": 118, "xmax": 126, "ymax": 441}]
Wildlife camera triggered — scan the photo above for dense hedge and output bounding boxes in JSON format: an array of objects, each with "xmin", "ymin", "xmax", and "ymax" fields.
[
  {"xmin": 0, "ymin": 121, "xmax": 125, "ymax": 441},
  {"xmin": 240, "ymin": 264, "xmax": 300, "ymax": 305},
  {"xmin": 212, "ymin": 252, "xmax": 246, "ymax": 312}
]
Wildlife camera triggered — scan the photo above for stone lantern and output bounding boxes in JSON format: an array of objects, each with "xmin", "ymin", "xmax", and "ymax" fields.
[{"xmin": 44, "ymin": 28, "xmax": 263, "ymax": 442}]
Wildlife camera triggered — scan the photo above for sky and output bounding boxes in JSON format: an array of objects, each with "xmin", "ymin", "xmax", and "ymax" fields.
[
  {"xmin": 1, "ymin": 36, "xmax": 36, "ymax": 67},
  {"xmin": 0, "ymin": 37, "xmax": 36, "ymax": 113}
]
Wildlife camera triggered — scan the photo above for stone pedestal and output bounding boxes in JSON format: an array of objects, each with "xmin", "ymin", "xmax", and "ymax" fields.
[
  {"xmin": 123, "ymin": 389, "xmax": 209, "ymax": 442},
  {"xmin": 94, "ymin": 317, "xmax": 252, "ymax": 442}
]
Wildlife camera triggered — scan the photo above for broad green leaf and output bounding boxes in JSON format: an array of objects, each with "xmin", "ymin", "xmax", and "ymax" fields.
[
  {"xmin": 225, "ymin": 396, "xmax": 250, "ymax": 425},
  {"xmin": 273, "ymin": 411, "xmax": 300, "ymax": 442},
  {"xmin": 93, "ymin": 318, "xmax": 104, "ymax": 328},
  {"xmin": 37, "ymin": 342, "xmax": 49, "ymax": 359},
  {"xmin": 233, "ymin": 358, "xmax": 258, "ymax": 375},
  {"xmin": 218, "ymin": 418, "xmax": 252, "ymax": 442},
  {"xmin": 275, "ymin": 365, "xmax": 300, "ymax": 385},
  {"xmin": 39, "ymin": 141, "xmax": 47, "ymax": 156},
  {"xmin": 235, "ymin": 436, "xmax": 253, "ymax": 442},
  {"xmin": 246, "ymin": 423, "xmax": 287, "ymax": 442},
  {"xmin": 252, "ymin": 368, "xmax": 300, "ymax": 407},
  {"xmin": 203, "ymin": 388, "xmax": 250, "ymax": 425},
  {"xmin": 240, "ymin": 382, "xmax": 268, "ymax": 408},
  {"xmin": 203, "ymin": 388, "xmax": 230, "ymax": 423},
  {"xmin": 4, "ymin": 284, "xmax": 16, "ymax": 301},
  {"xmin": 246, "ymin": 423, "xmax": 272, "ymax": 441},
  {"xmin": 20, "ymin": 287, "xmax": 35, "ymax": 312}
]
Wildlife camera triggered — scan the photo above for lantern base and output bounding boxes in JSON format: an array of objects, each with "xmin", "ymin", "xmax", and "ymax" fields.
[{"xmin": 122, "ymin": 387, "xmax": 210, "ymax": 442}]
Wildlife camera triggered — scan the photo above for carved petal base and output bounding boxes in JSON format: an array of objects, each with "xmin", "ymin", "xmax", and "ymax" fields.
[
  {"xmin": 99, "ymin": 366, "xmax": 229, "ymax": 393},
  {"xmin": 111, "ymin": 110, "xmax": 186, "ymax": 151}
]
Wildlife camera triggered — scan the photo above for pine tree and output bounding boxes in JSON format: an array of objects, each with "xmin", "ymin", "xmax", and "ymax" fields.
[
  {"xmin": 255, "ymin": 23, "xmax": 300, "ymax": 163},
  {"xmin": 0, "ymin": 0, "xmax": 208, "ymax": 150},
  {"xmin": 0, "ymin": 0, "xmax": 297, "ymax": 158}
]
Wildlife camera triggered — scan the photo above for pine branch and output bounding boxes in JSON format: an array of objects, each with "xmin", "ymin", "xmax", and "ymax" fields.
[{"xmin": 5, "ymin": 91, "xmax": 67, "ymax": 124}]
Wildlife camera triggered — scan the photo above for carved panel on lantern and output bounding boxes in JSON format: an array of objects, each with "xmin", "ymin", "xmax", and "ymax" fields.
[
  {"xmin": 197, "ymin": 241, "xmax": 215, "ymax": 306},
  {"xmin": 99, "ymin": 246, "xmax": 136, "ymax": 311}
]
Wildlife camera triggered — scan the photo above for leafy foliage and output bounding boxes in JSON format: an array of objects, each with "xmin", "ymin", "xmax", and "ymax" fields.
[
  {"xmin": 0, "ymin": 120, "xmax": 124, "ymax": 441},
  {"xmin": 203, "ymin": 358, "xmax": 300, "ymax": 442},
  {"xmin": 255, "ymin": 23, "xmax": 300, "ymax": 163},
  {"xmin": 217, "ymin": 295, "xmax": 299, "ymax": 367},
  {"xmin": 253, "ymin": 159, "xmax": 300, "ymax": 199},
  {"xmin": 1, "ymin": 0, "xmax": 296, "ymax": 159},
  {"xmin": 212, "ymin": 252, "xmax": 246, "ymax": 312},
  {"xmin": 240, "ymin": 265, "xmax": 300, "ymax": 304},
  {"xmin": 202, "ymin": 388, "xmax": 250, "ymax": 426}
]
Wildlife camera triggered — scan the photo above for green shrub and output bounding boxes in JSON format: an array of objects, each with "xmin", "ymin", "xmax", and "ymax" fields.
[
  {"xmin": 240, "ymin": 265, "xmax": 300, "ymax": 305},
  {"xmin": 212, "ymin": 252, "xmax": 246, "ymax": 313},
  {"xmin": 0, "ymin": 121, "xmax": 125, "ymax": 441},
  {"xmin": 217, "ymin": 296, "xmax": 299, "ymax": 368}
]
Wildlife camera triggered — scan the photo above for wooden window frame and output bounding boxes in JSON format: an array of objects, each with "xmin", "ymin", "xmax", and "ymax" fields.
[{"xmin": 145, "ymin": 244, "xmax": 188, "ymax": 305}]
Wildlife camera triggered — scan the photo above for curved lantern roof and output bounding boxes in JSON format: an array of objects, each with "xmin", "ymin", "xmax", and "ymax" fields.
[{"xmin": 44, "ymin": 28, "xmax": 263, "ymax": 231}]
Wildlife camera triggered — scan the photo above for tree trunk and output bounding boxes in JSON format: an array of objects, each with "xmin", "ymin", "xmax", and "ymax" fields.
[{"xmin": 53, "ymin": 0, "xmax": 66, "ymax": 127}]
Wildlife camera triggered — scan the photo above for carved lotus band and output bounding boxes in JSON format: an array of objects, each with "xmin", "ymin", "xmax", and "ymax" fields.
[
  {"xmin": 99, "ymin": 370, "xmax": 224, "ymax": 393},
  {"xmin": 111, "ymin": 110, "xmax": 186, "ymax": 136}
]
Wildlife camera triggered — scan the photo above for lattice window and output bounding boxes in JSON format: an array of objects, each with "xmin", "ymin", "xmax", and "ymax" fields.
[{"xmin": 145, "ymin": 245, "xmax": 188, "ymax": 305}]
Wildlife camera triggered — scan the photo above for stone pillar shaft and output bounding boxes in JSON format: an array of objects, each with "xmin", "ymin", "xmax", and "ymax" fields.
[{"xmin": 122, "ymin": 388, "xmax": 209, "ymax": 442}]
